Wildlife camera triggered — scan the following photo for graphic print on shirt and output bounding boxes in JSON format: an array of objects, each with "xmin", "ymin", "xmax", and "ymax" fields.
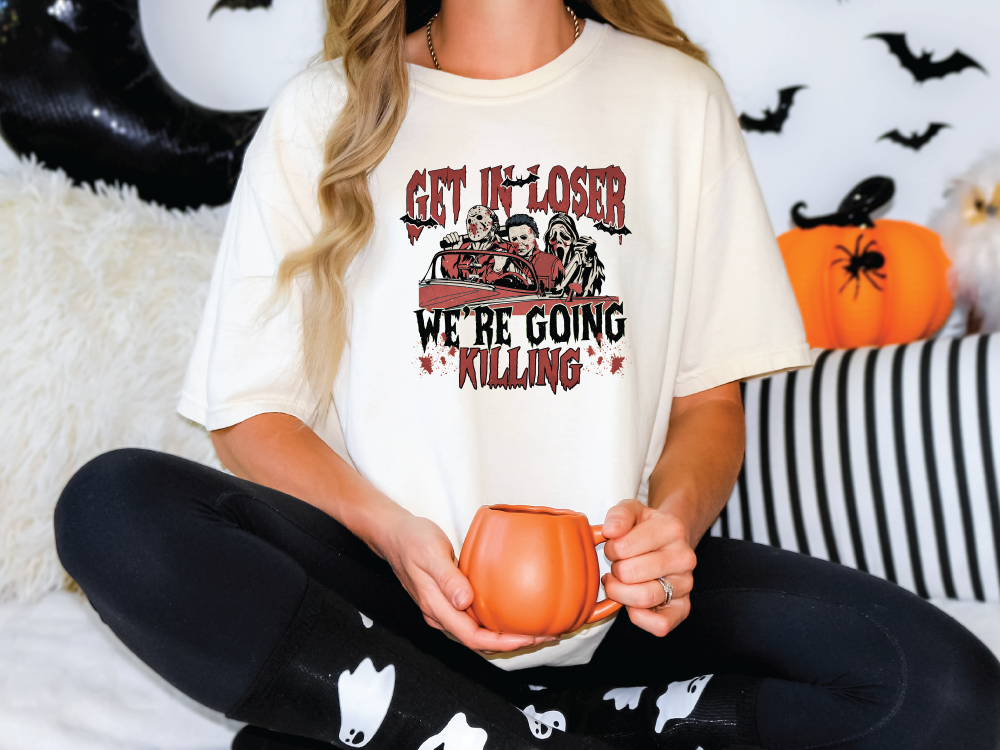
[
  {"xmin": 521, "ymin": 704, "xmax": 567, "ymax": 739},
  {"xmin": 416, "ymin": 712, "xmax": 489, "ymax": 750},
  {"xmin": 654, "ymin": 675, "xmax": 713, "ymax": 733},
  {"xmin": 406, "ymin": 164, "xmax": 631, "ymax": 391},
  {"xmin": 337, "ymin": 658, "xmax": 396, "ymax": 746},
  {"xmin": 603, "ymin": 686, "xmax": 647, "ymax": 710}
]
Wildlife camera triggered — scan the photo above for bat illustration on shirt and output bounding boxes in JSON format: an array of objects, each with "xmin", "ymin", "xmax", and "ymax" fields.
[
  {"xmin": 867, "ymin": 33, "xmax": 986, "ymax": 82},
  {"xmin": 738, "ymin": 86, "xmax": 806, "ymax": 134},
  {"xmin": 878, "ymin": 122, "xmax": 951, "ymax": 151},
  {"xmin": 500, "ymin": 173, "xmax": 540, "ymax": 188},
  {"xmin": 592, "ymin": 221, "xmax": 632, "ymax": 241},
  {"xmin": 400, "ymin": 214, "xmax": 441, "ymax": 229},
  {"xmin": 209, "ymin": 0, "xmax": 272, "ymax": 17}
]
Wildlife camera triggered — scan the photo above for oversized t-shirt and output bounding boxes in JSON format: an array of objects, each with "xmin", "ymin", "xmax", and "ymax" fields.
[{"xmin": 178, "ymin": 21, "xmax": 811, "ymax": 670}]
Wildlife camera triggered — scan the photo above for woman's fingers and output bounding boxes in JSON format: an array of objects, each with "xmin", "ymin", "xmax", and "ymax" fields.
[
  {"xmin": 609, "ymin": 545, "xmax": 697, "ymax": 586},
  {"xmin": 604, "ymin": 509, "xmax": 687, "ymax": 562},
  {"xmin": 424, "ymin": 549, "xmax": 474, "ymax": 610},
  {"xmin": 416, "ymin": 555, "xmax": 552, "ymax": 652},
  {"xmin": 601, "ymin": 499, "xmax": 642, "ymax": 539},
  {"xmin": 422, "ymin": 585, "xmax": 550, "ymax": 652},
  {"xmin": 626, "ymin": 596, "xmax": 692, "ymax": 638},
  {"xmin": 602, "ymin": 571, "xmax": 693, "ymax": 609}
]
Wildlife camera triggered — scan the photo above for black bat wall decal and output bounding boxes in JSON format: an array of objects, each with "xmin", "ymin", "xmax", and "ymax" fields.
[
  {"xmin": 867, "ymin": 33, "xmax": 986, "ymax": 82},
  {"xmin": 210, "ymin": 0, "xmax": 273, "ymax": 17},
  {"xmin": 592, "ymin": 221, "xmax": 632, "ymax": 243},
  {"xmin": 400, "ymin": 214, "xmax": 441, "ymax": 228},
  {"xmin": 739, "ymin": 86, "xmax": 806, "ymax": 134},
  {"xmin": 878, "ymin": 122, "xmax": 950, "ymax": 151},
  {"xmin": 500, "ymin": 173, "xmax": 540, "ymax": 188}
]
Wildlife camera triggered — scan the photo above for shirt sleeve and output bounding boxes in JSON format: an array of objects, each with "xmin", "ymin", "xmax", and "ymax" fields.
[
  {"xmin": 672, "ymin": 86, "xmax": 812, "ymax": 398},
  {"xmin": 176, "ymin": 177, "xmax": 317, "ymax": 430},
  {"xmin": 177, "ymin": 63, "xmax": 347, "ymax": 437}
]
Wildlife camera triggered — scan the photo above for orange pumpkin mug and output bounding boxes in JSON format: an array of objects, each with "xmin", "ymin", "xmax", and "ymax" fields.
[{"xmin": 458, "ymin": 504, "xmax": 623, "ymax": 636}]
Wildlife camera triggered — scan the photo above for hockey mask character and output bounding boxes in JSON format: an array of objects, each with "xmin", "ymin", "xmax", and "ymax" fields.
[{"xmin": 466, "ymin": 205, "xmax": 496, "ymax": 243}]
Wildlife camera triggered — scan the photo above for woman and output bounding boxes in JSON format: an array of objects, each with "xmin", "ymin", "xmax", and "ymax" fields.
[{"xmin": 54, "ymin": 2, "xmax": 1000, "ymax": 749}]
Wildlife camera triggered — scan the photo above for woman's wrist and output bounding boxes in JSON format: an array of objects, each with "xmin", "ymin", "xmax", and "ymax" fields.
[{"xmin": 337, "ymin": 485, "xmax": 414, "ymax": 561}]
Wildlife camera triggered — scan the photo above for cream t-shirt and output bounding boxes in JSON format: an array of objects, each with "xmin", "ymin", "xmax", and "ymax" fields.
[{"xmin": 178, "ymin": 21, "xmax": 811, "ymax": 670}]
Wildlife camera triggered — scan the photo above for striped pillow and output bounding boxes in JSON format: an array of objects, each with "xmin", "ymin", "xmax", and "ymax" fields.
[{"xmin": 713, "ymin": 334, "xmax": 1000, "ymax": 603}]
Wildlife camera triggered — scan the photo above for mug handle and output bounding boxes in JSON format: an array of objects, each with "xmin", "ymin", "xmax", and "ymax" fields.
[{"xmin": 586, "ymin": 526, "xmax": 624, "ymax": 624}]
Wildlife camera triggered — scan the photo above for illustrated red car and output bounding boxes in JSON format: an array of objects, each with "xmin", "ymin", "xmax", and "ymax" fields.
[{"xmin": 418, "ymin": 249, "xmax": 619, "ymax": 315}]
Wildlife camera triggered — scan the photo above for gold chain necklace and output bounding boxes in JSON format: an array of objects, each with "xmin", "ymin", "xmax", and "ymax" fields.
[{"xmin": 426, "ymin": 5, "xmax": 580, "ymax": 72}]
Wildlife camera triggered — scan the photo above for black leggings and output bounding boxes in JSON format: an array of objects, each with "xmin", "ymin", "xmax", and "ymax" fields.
[{"xmin": 55, "ymin": 449, "xmax": 1000, "ymax": 749}]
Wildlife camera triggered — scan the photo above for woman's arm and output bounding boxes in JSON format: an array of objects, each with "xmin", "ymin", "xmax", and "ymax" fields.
[
  {"xmin": 648, "ymin": 381, "xmax": 745, "ymax": 544},
  {"xmin": 211, "ymin": 413, "xmax": 552, "ymax": 652},
  {"xmin": 601, "ymin": 381, "xmax": 745, "ymax": 636}
]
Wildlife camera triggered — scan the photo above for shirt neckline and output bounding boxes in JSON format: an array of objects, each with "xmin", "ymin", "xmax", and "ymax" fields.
[{"xmin": 408, "ymin": 20, "xmax": 606, "ymax": 101}]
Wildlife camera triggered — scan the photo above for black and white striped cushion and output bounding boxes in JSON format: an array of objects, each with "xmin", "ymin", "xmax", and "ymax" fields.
[{"xmin": 713, "ymin": 333, "xmax": 1000, "ymax": 603}]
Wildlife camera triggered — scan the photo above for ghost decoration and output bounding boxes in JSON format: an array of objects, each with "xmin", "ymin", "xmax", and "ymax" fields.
[
  {"xmin": 416, "ymin": 713, "xmax": 488, "ymax": 750},
  {"xmin": 603, "ymin": 686, "xmax": 646, "ymax": 711},
  {"xmin": 0, "ymin": 0, "xmax": 263, "ymax": 208},
  {"xmin": 338, "ymin": 658, "xmax": 396, "ymax": 747},
  {"xmin": 930, "ymin": 151, "xmax": 1000, "ymax": 333},
  {"xmin": 654, "ymin": 675, "xmax": 713, "ymax": 734},
  {"xmin": 521, "ymin": 705, "xmax": 567, "ymax": 739}
]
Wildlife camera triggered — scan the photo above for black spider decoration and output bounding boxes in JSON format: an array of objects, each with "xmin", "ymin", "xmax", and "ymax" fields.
[{"xmin": 832, "ymin": 234, "xmax": 886, "ymax": 298}]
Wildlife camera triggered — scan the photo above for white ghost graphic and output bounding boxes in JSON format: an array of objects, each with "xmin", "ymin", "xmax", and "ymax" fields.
[
  {"xmin": 359, "ymin": 612, "xmax": 373, "ymax": 628},
  {"xmin": 654, "ymin": 675, "xmax": 713, "ymax": 733},
  {"xmin": 521, "ymin": 705, "xmax": 567, "ymax": 739},
  {"xmin": 603, "ymin": 686, "xmax": 646, "ymax": 710},
  {"xmin": 416, "ymin": 712, "xmax": 488, "ymax": 750},
  {"xmin": 337, "ymin": 658, "xmax": 396, "ymax": 746},
  {"xmin": 528, "ymin": 685, "xmax": 547, "ymax": 691}
]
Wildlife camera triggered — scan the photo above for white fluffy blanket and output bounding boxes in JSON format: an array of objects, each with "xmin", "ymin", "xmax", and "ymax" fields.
[{"xmin": 0, "ymin": 158, "xmax": 223, "ymax": 604}]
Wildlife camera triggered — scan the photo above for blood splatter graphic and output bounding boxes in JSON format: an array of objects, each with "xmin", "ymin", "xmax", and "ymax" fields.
[
  {"xmin": 414, "ymin": 339, "xmax": 459, "ymax": 378},
  {"xmin": 610, "ymin": 356, "xmax": 625, "ymax": 374},
  {"xmin": 597, "ymin": 357, "xmax": 603, "ymax": 366},
  {"xmin": 587, "ymin": 346, "xmax": 595, "ymax": 357}
]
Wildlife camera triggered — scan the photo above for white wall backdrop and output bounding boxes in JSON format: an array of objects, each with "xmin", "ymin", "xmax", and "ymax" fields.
[
  {"xmin": 671, "ymin": 0, "xmax": 1000, "ymax": 230},
  {"xmin": 2, "ymin": 0, "xmax": 996, "ymax": 230}
]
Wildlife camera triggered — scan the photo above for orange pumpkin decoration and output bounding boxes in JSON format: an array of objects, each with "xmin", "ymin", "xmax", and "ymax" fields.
[{"xmin": 778, "ymin": 177, "xmax": 953, "ymax": 350}]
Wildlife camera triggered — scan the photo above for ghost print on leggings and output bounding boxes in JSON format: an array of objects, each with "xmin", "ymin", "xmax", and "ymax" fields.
[
  {"xmin": 654, "ymin": 675, "xmax": 713, "ymax": 733},
  {"xmin": 521, "ymin": 705, "xmax": 567, "ymax": 739},
  {"xmin": 337, "ymin": 658, "xmax": 396, "ymax": 747},
  {"xmin": 417, "ymin": 713, "xmax": 489, "ymax": 750}
]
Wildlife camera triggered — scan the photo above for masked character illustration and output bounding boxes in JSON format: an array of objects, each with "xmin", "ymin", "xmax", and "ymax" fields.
[
  {"xmin": 544, "ymin": 212, "xmax": 606, "ymax": 297},
  {"xmin": 441, "ymin": 205, "xmax": 508, "ymax": 282},
  {"xmin": 498, "ymin": 214, "xmax": 565, "ymax": 292}
]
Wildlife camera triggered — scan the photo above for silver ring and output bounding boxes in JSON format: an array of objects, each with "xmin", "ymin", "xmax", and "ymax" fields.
[{"xmin": 657, "ymin": 577, "xmax": 674, "ymax": 606}]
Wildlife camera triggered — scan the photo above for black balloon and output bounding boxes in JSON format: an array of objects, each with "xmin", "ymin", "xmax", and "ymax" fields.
[{"xmin": 0, "ymin": 0, "xmax": 264, "ymax": 208}]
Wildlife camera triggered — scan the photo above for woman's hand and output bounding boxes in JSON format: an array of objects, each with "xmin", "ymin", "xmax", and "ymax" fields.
[
  {"xmin": 601, "ymin": 499, "xmax": 697, "ymax": 637},
  {"xmin": 377, "ymin": 512, "xmax": 555, "ymax": 653}
]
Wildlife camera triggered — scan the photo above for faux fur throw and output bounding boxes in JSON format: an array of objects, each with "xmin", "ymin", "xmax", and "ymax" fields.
[{"xmin": 0, "ymin": 158, "xmax": 224, "ymax": 604}]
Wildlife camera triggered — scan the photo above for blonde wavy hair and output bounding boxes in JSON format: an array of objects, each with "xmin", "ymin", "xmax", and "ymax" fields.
[{"xmin": 275, "ymin": 1, "xmax": 708, "ymax": 420}]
